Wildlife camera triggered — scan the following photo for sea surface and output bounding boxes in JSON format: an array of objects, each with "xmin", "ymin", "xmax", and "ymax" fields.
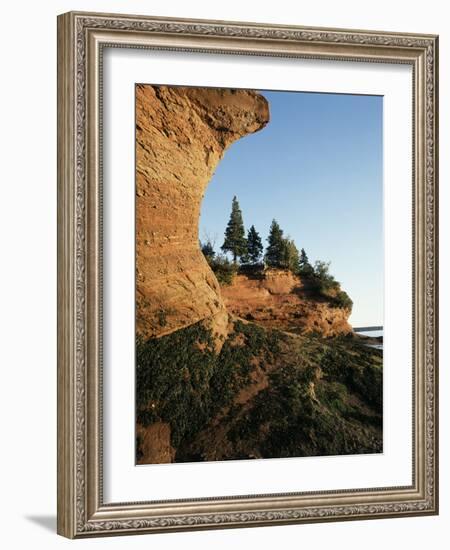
[{"xmin": 355, "ymin": 329, "xmax": 383, "ymax": 351}]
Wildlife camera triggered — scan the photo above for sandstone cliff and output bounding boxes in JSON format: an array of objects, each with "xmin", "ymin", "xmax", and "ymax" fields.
[
  {"xmin": 221, "ymin": 270, "xmax": 352, "ymax": 337},
  {"xmin": 136, "ymin": 85, "xmax": 269, "ymax": 339}
]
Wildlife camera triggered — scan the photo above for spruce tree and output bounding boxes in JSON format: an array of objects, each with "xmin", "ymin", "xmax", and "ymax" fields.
[
  {"xmin": 221, "ymin": 196, "xmax": 247, "ymax": 263},
  {"xmin": 200, "ymin": 240, "xmax": 215, "ymax": 261},
  {"xmin": 299, "ymin": 248, "xmax": 309, "ymax": 267},
  {"xmin": 280, "ymin": 238, "xmax": 300, "ymax": 272},
  {"xmin": 299, "ymin": 247, "xmax": 314, "ymax": 276},
  {"xmin": 246, "ymin": 225, "xmax": 263, "ymax": 265},
  {"xmin": 265, "ymin": 219, "xmax": 284, "ymax": 267}
]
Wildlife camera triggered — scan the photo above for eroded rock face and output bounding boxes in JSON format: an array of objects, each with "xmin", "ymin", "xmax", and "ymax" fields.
[
  {"xmin": 136, "ymin": 85, "xmax": 269, "ymax": 339},
  {"xmin": 136, "ymin": 422, "xmax": 175, "ymax": 464},
  {"xmin": 221, "ymin": 271, "xmax": 352, "ymax": 337}
]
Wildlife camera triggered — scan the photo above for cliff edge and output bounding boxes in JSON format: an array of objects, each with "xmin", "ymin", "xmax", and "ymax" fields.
[{"xmin": 221, "ymin": 269, "xmax": 352, "ymax": 337}]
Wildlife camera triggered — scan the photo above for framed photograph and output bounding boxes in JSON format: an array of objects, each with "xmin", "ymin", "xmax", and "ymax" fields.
[{"xmin": 57, "ymin": 11, "xmax": 439, "ymax": 538}]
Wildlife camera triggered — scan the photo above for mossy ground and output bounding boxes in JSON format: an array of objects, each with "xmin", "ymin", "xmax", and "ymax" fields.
[{"xmin": 136, "ymin": 320, "xmax": 382, "ymax": 462}]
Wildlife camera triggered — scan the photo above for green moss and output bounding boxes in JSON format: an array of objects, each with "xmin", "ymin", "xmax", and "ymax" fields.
[
  {"xmin": 136, "ymin": 321, "xmax": 382, "ymax": 461},
  {"xmin": 316, "ymin": 335, "xmax": 383, "ymax": 410},
  {"xmin": 224, "ymin": 334, "xmax": 382, "ymax": 459},
  {"xmin": 136, "ymin": 323, "xmax": 217, "ymax": 446},
  {"xmin": 136, "ymin": 319, "xmax": 283, "ymax": 451}
]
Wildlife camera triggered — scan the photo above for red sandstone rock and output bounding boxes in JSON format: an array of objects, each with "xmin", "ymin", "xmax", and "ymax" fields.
[
  {"xmin": 136, "ymin": 422, "xmax": 175, "ymax": 464},
  {"xmin": 221, "ymin": 270, "xmax": 352, "ymax": 337},
  {"xmin": 136, "ymin": 85, "xmax": 269, "ymax": 339}
]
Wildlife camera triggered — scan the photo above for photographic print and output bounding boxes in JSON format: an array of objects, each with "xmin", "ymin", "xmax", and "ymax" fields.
[
  {"xmin": 135, "ymin": 84, "xmax": 383, "ymax": 465},
  {"xmin": 57, "ymin": 12, "xmax": 438, "ymax": 537}
]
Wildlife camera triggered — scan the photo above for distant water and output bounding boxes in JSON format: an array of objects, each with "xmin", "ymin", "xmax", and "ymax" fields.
[
  {"xmin": 355, "ymin": 329, "xmax": 383, "ymax": 351},
  {"xmin": 357, "ymin": 330, "xmax": 383, "ymax": 338}
]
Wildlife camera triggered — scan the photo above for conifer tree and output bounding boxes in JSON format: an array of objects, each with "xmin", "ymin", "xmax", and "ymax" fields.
[
  {"xmin": 221, "ymin": 196, "xmax": 247, "ymax": 263},
  {"xmin": 245, "ymin": 225, "xmax": 263, "ymax": 265},
  {"xmin": 299, "ymin": 247, "xmax": 314, "ymax": 276},
  {"xmin": 200, "ymin": 240, "xmax": 215, "ymax": 261},
  {"xmin": 280, "ymin": 238, "xmax": 300, "ymax": 272},
  {"xmin": 299, "ymin": 247, "xmax": 309, "ymax": 267},
  {"xmin": 265, "ymin": 219, "xmax": 284, "ymax": 267}
]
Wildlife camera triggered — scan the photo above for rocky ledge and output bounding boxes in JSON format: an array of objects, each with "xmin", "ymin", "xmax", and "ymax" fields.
[{"xmin": 221, "ymin": 269, "xmax": 352, "ymax": 337}]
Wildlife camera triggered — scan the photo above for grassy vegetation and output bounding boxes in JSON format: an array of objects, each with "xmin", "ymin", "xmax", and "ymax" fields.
[{"xmin": 136, "ymin": 322, "xmax": 382, "ymax": 462}]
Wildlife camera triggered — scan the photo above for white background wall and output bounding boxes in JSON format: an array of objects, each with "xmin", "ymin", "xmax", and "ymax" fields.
[{"xmin": 0, "ymin": 0, "xmax": 447, "ymax": 548}]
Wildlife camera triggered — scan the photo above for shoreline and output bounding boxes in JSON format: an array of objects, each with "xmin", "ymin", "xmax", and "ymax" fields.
[{"xmin": 353, "ymin": 331, "xmax": 383, "ymax": 350}]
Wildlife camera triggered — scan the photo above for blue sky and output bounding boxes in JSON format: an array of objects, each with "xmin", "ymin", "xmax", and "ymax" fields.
[{"xmin": 199, "ymin": 90, "xmax": 383, "ymax": 327}]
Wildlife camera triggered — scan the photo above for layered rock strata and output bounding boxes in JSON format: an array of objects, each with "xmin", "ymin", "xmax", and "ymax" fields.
[
  {"xmin": 136, "ymin": 84, "xmax": 269, "ymax": 339},
  {"xmin": 221, "ymin": 270, "xmax": 352, "ymax": 337}
]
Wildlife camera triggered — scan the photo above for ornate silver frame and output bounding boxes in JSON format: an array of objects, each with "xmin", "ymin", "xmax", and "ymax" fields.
[{"xmin": 57, "ymin": 11, "xmax": 439, "ymax": 538}]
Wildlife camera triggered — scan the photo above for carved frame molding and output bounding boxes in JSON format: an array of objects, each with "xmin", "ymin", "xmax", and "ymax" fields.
[{"xmin": 57, "ymin": 11, "xmax": 438, "ymax": 538}]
